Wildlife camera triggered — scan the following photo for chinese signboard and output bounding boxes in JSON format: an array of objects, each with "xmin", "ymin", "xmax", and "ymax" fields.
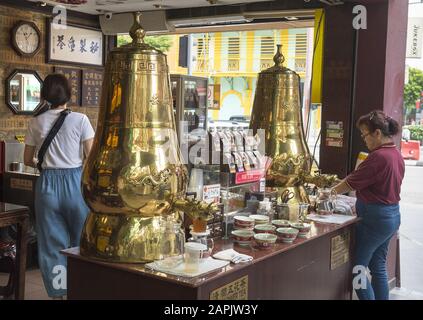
[
  {"xmin": 82, "ymin": 69, "xmax": 103, "ymax": 107},
  {"xmin": 54, "ymin": 67, "xmax": 81, "ymax": 106},
  {"xmin": 10, "ymin": 178, "xmax": 33, "ymax": 192},
  {"xmin": 48, "ymin": 21, "xmax": 104, "ymax": 67},
  {"xmin": 209, "ymin": 275, "xmax": 248, "ymax": 300},
  {"xmin": 330, "ymin": 232, "xmax": 350, "ymax": 270}
]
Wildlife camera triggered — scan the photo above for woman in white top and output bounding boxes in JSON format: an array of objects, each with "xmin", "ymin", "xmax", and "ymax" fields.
[{"xmin": 24, "ymin": 74, "xmax": 95, "ymax": 299}]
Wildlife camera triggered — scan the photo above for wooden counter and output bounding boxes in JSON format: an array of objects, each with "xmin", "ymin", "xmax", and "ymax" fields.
[{"xmin": 63, "ymin": 218, "xmax": 359, "ymax": 300}]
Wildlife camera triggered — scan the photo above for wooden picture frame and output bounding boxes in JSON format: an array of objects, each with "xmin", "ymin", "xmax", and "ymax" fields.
[
  {"xmin": 5, "ymin": 69, "xmax": 44, "ymax": 115},
  {"xmin": 47, "ymin": 18, "xmax": 105, "ymax": 67}
]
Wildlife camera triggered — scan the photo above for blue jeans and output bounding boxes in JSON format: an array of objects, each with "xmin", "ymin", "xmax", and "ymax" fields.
[
  {"xmin": 34, "ymin": 167, "xmax": 89, "ymax": 297},
  {"xmin": 353, "ymin": 199, "xmax": 401, "ymax": 300}
]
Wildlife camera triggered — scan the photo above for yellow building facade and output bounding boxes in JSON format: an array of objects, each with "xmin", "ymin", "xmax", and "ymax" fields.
[{"xmin": 168, "ymin": 28, "xmax": 311, "ymax": 120}]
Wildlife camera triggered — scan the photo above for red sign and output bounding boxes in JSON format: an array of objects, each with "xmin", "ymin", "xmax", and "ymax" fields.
[{"xmin": 235, "ymin": 169, "xmax": 266, "ymax": 185}]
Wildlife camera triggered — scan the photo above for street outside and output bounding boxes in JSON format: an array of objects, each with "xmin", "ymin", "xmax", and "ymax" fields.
[{"xmin": 399, "ymin": 145, "xmax": 423, "ymax": 296}]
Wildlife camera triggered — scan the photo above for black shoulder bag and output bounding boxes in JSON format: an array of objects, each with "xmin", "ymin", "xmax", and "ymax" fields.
[{"xmin": 37, "ymin": 109, "xmax": 72, "ymax": 172}]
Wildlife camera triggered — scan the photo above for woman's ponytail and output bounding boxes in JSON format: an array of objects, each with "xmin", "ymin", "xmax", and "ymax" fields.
[{"xmin": 387, "ymin": 117, "xmax": 399, "ymax": 136}]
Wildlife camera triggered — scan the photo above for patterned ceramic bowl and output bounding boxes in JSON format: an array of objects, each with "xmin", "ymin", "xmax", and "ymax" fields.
[
  {"xmin": 289, "ymin": 222, "xmax": 311, "ymax": 238},
  {"xmin": 276, "ymin": 227, "xmax": 299, "ymax": 243},
  {"xmin": 234, "ymin": 216, "xmax": 255, "ymax": 228},
  {"xmin": 272, "ymin": 219, "xmax": 291, "ymax": 228},
  {"xmin": 231, "ymin": 229, "xmax": 255, "ymax": 246},
  {"xmin": 254, "ymin": 233, "xmax": 277, "ymax": 249},
  {"xmin": 249, "ymin": 214, "xmax": 270, "ymax": 225},
  {"xmin": 254, "ymin": 224, "xmax": 276, "ymax": 234}
]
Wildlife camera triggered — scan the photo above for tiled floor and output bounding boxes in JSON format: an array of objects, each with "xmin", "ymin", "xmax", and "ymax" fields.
[
  {"xmin": 0, "ymin": 269, "xmax": 49, "ymax": 300},
  {"xmin": 390, "ymin": 287, "xmax": 423, "ymax": 300},
  {"xmin": 1, "ymin": 268, "xmax": 423, "ymax": 300}
]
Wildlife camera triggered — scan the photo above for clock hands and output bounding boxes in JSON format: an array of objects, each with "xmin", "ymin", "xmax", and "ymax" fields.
[{"xmin": 23, "ymin": 32, "xmax": 33, "ymax": 40}]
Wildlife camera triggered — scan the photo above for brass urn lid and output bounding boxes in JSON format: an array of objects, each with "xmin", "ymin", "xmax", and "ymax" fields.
[
  {"xmin": 260, "ymin": 44, "xmax": 297, "ymax": 76},
  {"xmin": 112, "ymin": 12, "xmax": 163, "ymax": 55}
]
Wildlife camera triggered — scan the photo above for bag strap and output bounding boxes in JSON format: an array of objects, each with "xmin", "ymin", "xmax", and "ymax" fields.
[{"xmin": 37, "ymin": 109, "xmax": 72, "ymax": 172}]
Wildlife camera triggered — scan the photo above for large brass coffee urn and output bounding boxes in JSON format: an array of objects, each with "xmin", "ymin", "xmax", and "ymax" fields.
[
  {"xmin": 250, "ymin": 45, "xmax": 337, "ymax": 204},
  {"xmin": 80, "ymin": 13, "xmax": 215, "ymax": 263}
]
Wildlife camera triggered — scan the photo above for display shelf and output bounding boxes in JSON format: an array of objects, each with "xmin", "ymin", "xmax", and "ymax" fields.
[{"xmin": 170, "ymin": 74, "xmax": 208, "ymax": 134}]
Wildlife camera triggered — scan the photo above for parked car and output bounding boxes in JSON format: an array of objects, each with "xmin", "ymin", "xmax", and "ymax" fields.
[{"xmin": 229, "ymin": 115, "xmax": 250, "ymax": 122}]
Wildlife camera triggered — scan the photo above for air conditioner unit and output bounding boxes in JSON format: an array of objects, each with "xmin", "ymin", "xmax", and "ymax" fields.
[
  {"xmin": 319, "ymin": 0, "xmax": 344, "ymax": 5},
  {"xmin": 99, "ymin": 10, "xmax": 174, "ymax": 35},
  {"xmin": 168, "ymin": 14, "xmax": 252, "ymax": 28}
]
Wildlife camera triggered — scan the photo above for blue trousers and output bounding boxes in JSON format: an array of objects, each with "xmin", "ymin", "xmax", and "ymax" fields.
[
  {"xmin": 353, "ymin": 199, "xmax": 401, "ymax": 300},
  {"xmin": 34, "ymin": 167, "xmax": 89, "ymax": 297}
]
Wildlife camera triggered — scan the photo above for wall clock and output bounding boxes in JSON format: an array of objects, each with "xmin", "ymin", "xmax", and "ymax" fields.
[{"xmin": 11, "ymin": 21, "xmax": 42, "ymax": 57}]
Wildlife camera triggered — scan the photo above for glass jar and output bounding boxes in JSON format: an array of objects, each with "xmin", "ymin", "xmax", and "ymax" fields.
[
  {"xmin": 298, "ymin": 203, "xmax": 310, "ymax": 223},
  {"xmin": 316, "ymin": 188, "xmax": 337, "ymax": 215},
  {"xmin": 156, "ymin": 218, "xmax": 185, "ymax": 268}
]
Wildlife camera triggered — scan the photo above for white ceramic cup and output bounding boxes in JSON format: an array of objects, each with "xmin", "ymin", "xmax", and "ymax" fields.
[{"xmin": 184, "ymin": 242, "xmax": 207, "ymax": 273}]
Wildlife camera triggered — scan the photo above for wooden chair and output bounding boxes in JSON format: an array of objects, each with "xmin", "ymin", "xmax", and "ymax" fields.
[{"xmin": 0, "ymin": 241, "xmax": 16, "ymax": 299}]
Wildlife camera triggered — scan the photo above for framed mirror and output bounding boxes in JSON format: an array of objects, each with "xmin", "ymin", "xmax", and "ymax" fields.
[{"xmin": 5, "ymin": 69, "xmax": 43, "ymax": 115}]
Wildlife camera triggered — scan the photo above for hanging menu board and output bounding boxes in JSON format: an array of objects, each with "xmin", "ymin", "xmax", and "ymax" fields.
[
  {"xmin": 54, "ymin": 66, "xmax": 81, "ymax": 106},
  {"xmin": 82, "ymin": 68, "xmax": 103, "ymax": 107}
]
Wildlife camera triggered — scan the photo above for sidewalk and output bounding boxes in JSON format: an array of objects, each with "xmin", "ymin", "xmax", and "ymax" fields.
[{"xmin": 404, "ymin": 159, "xmax": 423, "ymax": 166}]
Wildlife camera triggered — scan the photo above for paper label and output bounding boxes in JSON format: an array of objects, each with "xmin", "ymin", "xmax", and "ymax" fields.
[{"xmin": 202, "ymin": 184, "xmax": 221, "ymax": 204}]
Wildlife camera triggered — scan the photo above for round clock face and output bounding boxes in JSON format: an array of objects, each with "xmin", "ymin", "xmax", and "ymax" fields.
[{"xmin": 14, "ymin": 23, "xmax": 40, "ymax": 55}]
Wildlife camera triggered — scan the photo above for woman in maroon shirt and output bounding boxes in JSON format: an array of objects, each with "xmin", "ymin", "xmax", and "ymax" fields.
[{"xmin": 334, "ymin": 110, "xmax": 404, "ymax": 300}]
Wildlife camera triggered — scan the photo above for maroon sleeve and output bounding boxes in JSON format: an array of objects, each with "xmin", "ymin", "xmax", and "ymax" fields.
[{"xmin": 345, "ymin": 154, "xmax": 379, "ymax": 191}]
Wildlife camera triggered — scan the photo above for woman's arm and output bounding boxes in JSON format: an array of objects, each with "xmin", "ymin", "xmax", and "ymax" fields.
[
  {"xmin": 24, "ymin": 145, "xmax": 36, "ymax": 168},
  {"xmin": 83, "ymin": 138, "xmax": 93, "ymax": 159},
  {"xmin": 333, "ymin": 179, "xmax": 353, "ymax": 195}
]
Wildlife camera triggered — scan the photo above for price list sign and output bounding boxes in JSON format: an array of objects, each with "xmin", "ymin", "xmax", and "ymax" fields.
[
  {"xmin": 54, "ymin": 67, "xmax": 81, "ymax": 106},
  {"xmin": 82, "ymin": 69, "xmax": 104, "ymax": 107}
]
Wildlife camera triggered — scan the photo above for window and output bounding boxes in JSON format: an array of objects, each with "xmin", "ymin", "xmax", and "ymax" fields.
[
  {"xmin": 295, "ymin": 33, "xmax": 307, "ymax": 74},
  {"xmin": 228, "ymin": 36, "xmax": 240, "ymax": 71},
  {"xmin": 196, "ymin": 36, "xmax": 210, "ymax": 72},
  {"xmin": 260, "ymin": 36, "xmax": 275, "ymax": 70}
]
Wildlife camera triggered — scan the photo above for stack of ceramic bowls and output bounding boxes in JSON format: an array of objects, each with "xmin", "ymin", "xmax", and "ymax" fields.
[
  {"xmin": 231, "ymin": 229, "xmax": 255, "ymax": 246},
  {"xmin": 233, "ymin": 216, "xmax": 255, "ymax": 230},
  {"xmin": 249, "ymin": 214, "xmax": 269, "ymax": 225}
]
